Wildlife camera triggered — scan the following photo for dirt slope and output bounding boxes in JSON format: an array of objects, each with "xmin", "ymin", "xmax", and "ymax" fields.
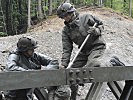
[{"xmin": 0, "ymin": 7, "xmax": 133, "ymax": 100}]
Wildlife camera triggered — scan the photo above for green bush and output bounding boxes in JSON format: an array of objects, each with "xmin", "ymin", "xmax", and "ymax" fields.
[{"xmin": 0, "ymin": 32, "xmax": 8, "ymax": 37}]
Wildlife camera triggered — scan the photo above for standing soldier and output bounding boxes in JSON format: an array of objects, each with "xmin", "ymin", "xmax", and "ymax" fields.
[
  {"xmin": 5, "ymin": 36, "xmax": 59, "ymax": 100},
  {"xmin": 57, "ymin": 3, "xmax": 106, "ymax": 100}
]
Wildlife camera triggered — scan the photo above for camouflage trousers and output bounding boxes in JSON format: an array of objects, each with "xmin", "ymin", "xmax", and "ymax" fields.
[
  {"xmin": 59, "ymin": 46, "xmax": 106, "ymax": 100},
  {"xmin": 71, "ymin": 48, "xmax": 105, "ymax": 68},
  {"xmin": 48, "ymin": 85, "xmax": 71, "ymax": 100},
  {"xmin": 69, "ymin": 48, "xmax": 105, "ymax": 100}
]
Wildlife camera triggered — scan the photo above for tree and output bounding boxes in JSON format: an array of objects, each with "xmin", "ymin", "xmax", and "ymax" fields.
[
  {"xmin": 110, "ymin": 0, "xmax": 113, "ymax": 8},
  {"xmin": 38, "ymin": 0, "xmax": 44, "ymax": 20},
  {"xmin": 28, "ymin": 0, "xmax": 31, "ymax": 28},
  {"xmin": 123, "ymin": 0, "xmax": 126, "ymax": 8},
  {"xmin": 129, "ymin": 0, "xmax": 132, "ymax": 16},
  {"xmin": 99, "ymin": 0, "xmax": 103, "ymax": 7},
  {"xmin": 5, "ymin": 0, "xmax": 14, "ymax": 35},
  {"xmin": 48, "ymin": 0, "xmax": 52, "ymax": 15}
]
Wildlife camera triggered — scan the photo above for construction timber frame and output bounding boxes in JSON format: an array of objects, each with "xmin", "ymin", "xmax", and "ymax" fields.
[{"xmin": 0, "ymin": 66, "xmax": 133, "ymax": 100}]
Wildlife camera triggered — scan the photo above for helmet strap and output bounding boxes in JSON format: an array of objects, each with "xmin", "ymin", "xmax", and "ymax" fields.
[{"xmin": 69, "ymin": 12, "xmax": 76, "ymax": 22}]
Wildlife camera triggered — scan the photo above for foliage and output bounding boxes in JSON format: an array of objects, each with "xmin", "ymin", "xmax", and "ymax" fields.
[
  {"xmin": 43, "ymin": 6, "xmax": 48, "ymax": 11},
  {"xmin": 0, "ymin": 32, "xmax": 7, "ymax": 37},
  {"xmin": 1, "ymin": 0, "xmax": 133, "ymax": 36},
  {"xmin": 103, "ymin": 0, "xmax": 130, "ymax": 16}
]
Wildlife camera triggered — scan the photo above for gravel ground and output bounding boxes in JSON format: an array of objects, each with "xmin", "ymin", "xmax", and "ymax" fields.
[{"xmin": 0, "ymin": 7, "xmax": 133, "ymax": 100}]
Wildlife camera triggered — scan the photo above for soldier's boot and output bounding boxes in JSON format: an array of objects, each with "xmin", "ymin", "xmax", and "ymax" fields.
[
  {"xmin": 70, "ymin": 92, "xmax": 77, "ymax": 100},
  {"xmin": 48, "ymin": 90, "xmax": 55, "ymax": 100},
  {"xmin": 70, "ymin": 84, "xmax": 78, "ymax": 100},
  {"xmin": 0, "ymin": 92, "xmax": 2, "ymax": 100},
  {"xmin": 54, "ymin": 96, "xmax": 70, "ymax": 100}
]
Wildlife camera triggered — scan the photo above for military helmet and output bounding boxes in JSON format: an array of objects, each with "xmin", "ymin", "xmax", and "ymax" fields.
[
  {"xmin": 17, "ymin": 37, "xmax": 37, "ymax": 52},
  {"xmin": 57, "ymin": 3, "xmax": 76, "ymax": 18}
]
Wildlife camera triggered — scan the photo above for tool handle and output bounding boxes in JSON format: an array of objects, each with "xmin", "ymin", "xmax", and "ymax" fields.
[{"xmin": 67, "ymin": 23, "xmax": 97, "ymax": 69}]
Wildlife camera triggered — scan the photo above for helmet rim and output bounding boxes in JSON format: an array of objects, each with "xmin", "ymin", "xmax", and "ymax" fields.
[
  {"xmin": 57, "ymin": 3, "xmax": 76, "ymax": 18},
  {"xmin": 17, "ymin": 37, "xmax": 37, "ymax": 52}
]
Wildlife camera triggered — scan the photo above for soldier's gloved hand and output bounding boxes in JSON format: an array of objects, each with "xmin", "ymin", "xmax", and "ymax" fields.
[
  {"xmin": 87, "ymin": 27, "xmax": 97, "ymax": 35},
  {"xmin": 59, "ymin": 65, "xmax": 66, "ymax": 69}
]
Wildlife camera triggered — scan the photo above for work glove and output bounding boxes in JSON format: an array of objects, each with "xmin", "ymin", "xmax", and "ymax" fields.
[
  {"xmin": 47, "ymin": 60, "xmax": 59, "ymax": 69},
  {"xmin": 87, "ymin": 27, "xmax": 98, "ymax": 36},
  {"xmin": 59, "ymin": 65, "xmax": 66, "ymax": 69}
]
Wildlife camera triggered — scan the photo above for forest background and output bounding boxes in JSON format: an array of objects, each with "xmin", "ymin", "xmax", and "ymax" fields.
[{"xmin": 0, "ymin": 0, "xmax": 133, "ymax": 36}]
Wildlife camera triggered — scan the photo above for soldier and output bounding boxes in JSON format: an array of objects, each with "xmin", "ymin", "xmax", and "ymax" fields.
[
  {"xmin": 57, "ymin": 3, "xmax": 106, "ymax": 100},
  {"xmin": 5, "ymin": 36, "xmax": 59, "ymax": 100}
]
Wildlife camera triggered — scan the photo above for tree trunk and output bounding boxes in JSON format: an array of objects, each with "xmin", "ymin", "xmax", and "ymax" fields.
[
  {"xmin": 129, "ymin": 0, "xmax": 132, "ymax": 16},
  {"xmin": 38, "ymin": 0, "xmax": 44, "ymax": 20},
  {"xmin": 5, "ymin": 0, "xmax": 13, "ymax": 35},
  {"xmin": 17, "ymin": 0, "xmax": 23, "ymax": 33},
  {"xmin": 41, "ymin": 0, "xmax": 46, "ymax": 19},
  {"xmin": 0, "ymin": 0, "xmax": 7, "ymax": 34},
  {"xmin": 110, "ymin": 0, "xmax": 113, "ymax": 8},
  {"xmin": 123, "ymin": 0, "xmax": 126, "ymax": 8},
  {"xmin": 28, "ymin": 0, "xmax": 31, "ymax": 28},
  {"xmin": 99, "ymin": 0, "xmax": 103, "ymax": 7},
  {"xmin": 48, "ymin": 0, "xmax": 52, "ymax": 15}
]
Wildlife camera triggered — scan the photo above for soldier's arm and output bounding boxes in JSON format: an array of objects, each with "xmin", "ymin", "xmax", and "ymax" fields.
[
  {"xmin": 92, "ymin": 15, "xmax": 104, "ymax": 34},
  {"xmin": 84, "ymin": 14, "xmax": 104, "ymax": 36},
  {"xmin": 90, "ymin": 15, "xmax": 104, "ymax": 35},
  {"xmin": 34, "ymin": 53, "xmax": 59, "ymax": 69},
  {"xmin": 61, "ymin": 28, "xmax": 73, "ymax": 68},
  {"xmin": 6, "ymin": 54, "xmax": 27, "ymax": 71}
]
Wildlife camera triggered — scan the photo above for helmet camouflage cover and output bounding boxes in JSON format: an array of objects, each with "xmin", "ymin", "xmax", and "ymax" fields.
[
  {"xmin": 57, "ymin": 3, "xmax": 76, "ymax": 18},
  {"xmin": 17, "ymin": 37, "xmax": 37, "ymax": 52}
]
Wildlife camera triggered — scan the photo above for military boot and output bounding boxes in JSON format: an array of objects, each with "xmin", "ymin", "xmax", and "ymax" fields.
[
  {"xmin": 70, "ymin": 84, "xmax": 78, "ymax": 100},
  {"xmin": 48, "ymin": 90, "xmax": 55, "ymax": 100}
]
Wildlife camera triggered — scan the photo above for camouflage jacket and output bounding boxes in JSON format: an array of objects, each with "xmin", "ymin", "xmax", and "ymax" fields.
[
  {"xmin": 61, "ymin": 13, "xmax": 106, "ymax": 67},
  {"xmin": 5, "ymin": 50, "xmax": 59, "ymax": 100},
  {"xmin": 6, "ymin": 50, "xmax": 59, "ymax": 71}
]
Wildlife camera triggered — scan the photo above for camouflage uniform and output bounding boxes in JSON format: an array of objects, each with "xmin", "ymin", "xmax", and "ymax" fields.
[
  {"xmin": 61, "ymin": 13, "xmax": 106, "ymax": 68},
  {"xmin": 61, "ymin": 13, "xmax": 106, "ymax": 100},
  {"xmin": 5, "ymin": 37, "xmax": 59, "ymax": 100},
  {"xmin": 56, "ymin": 2, "xmax": 106, "ymax": 99}
]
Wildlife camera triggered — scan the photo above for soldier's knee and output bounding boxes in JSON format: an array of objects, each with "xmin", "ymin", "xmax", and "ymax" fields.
[
  {"xmin": 86, "ymin": 59, "xmax": 101, "ymax": 67},
  {"xmin": 54, "ymin": 85, "xmax": 71, "ymax": 100}
]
